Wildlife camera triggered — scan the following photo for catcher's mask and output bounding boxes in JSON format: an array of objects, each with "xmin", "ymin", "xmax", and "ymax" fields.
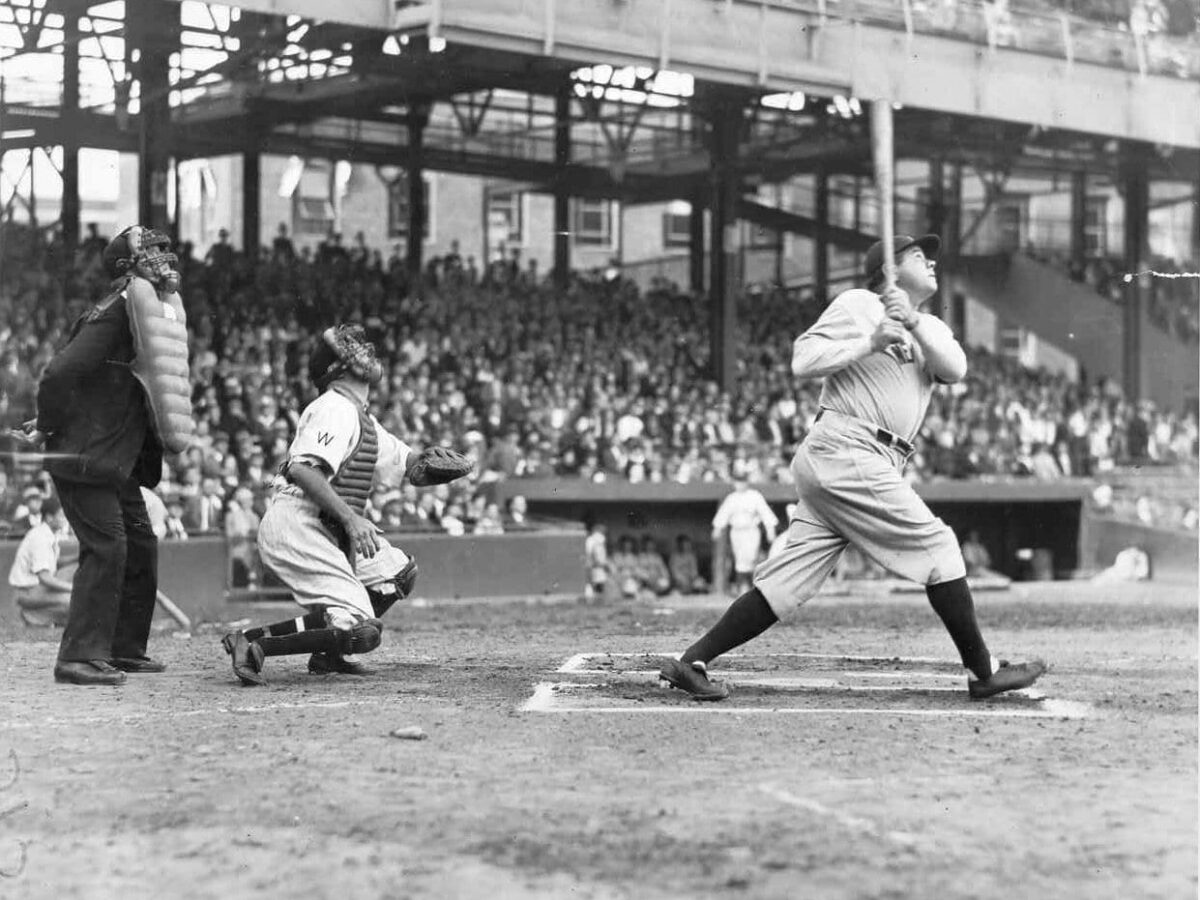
[
  {"xmin": 103, "ymin": 224, "xmax": 180, "ymax": 290},
  {"xmin": 308, "ymin": 325, "xmax": 384, "ymax": 390}
]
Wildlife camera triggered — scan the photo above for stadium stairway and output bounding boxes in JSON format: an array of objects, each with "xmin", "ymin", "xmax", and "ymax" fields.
[{"xmin": 953, "ymin": 253, "xmax": 1199, "ymax": 412}]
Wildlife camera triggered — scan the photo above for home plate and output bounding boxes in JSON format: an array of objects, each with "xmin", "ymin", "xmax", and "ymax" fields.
[{"xmin": 525, "ymin": 652, "xmax": 1089, "ymax": 719}]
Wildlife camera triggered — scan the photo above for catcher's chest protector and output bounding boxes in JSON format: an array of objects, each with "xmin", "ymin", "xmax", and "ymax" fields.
[
  {"xmin": 329, "ymin": 406, "xmax": 378, "ymax": 515},
  {"xmin": 125, "ymin": 276, "xmax": 194, "ymax": 454}
]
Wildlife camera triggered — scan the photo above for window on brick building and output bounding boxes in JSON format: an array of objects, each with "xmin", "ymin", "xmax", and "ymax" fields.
[
  {"xmin": 662, "ymin": 201, "xmax": 692, "ymax": 248},
  {"xmin": 291, "ymin": 164, "xmax": 335, "ymax": 236},
  {"xmin": 486, "ymin": 191, "xmax": 525, "ymax": 245},
  {"xmin": 1084, "ymin": 197, "xmax": 1108, "ymax": 258},
  {"xmin": 573, "ymin": 198, "xmax": 616, "ymax": 247},
  {"xmin": 995, "ymin": 196, "xmax": 1027, "ymax": 252},
  {"xmin": 745, "ymin": 221, "xmax": 782, "ymax": 251}
]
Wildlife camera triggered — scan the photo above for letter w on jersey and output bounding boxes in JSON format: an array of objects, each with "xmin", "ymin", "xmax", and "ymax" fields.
[{"xmin": 316, "ymin": 431, "xmax": 336, "ymax": 446}]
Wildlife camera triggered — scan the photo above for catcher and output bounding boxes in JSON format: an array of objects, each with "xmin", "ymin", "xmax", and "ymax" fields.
[{"xmin": 221, "ymin": 324, "xmax": 473, "ymax": 685}]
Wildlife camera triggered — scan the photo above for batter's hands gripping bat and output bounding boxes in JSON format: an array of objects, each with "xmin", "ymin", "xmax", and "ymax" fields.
[
  {"xmin": 870, "ymin": 99, "xmax": 896, "ymax": 294},
  {"xmin": 7, "ymin": 419, "xmax": 47, "ymax": 449}
]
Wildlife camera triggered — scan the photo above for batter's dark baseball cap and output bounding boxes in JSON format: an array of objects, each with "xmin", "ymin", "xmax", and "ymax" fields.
[{"xmin": 864, "ymin": 234, "xmax": 940, "ymax": 287}]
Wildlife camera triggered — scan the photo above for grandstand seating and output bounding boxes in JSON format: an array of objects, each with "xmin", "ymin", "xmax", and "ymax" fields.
[{"xmin": 0, "ymin": 221, "xmax": 1195, "ymax": 546}]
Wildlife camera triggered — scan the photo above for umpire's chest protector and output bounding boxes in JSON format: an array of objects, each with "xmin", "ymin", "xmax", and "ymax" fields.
[{"xmin": 125, "ymin": 276, "xmax": 194, "ymax": 454}]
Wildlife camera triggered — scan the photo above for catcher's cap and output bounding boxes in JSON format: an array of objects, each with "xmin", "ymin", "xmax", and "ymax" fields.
[
  {"xmin": 864, "ymin": 234, "xmax": 940, "ymax": 287},
  {"xmin": 102, "ymin": 224, "xmax": 172, "ymax": 279}
]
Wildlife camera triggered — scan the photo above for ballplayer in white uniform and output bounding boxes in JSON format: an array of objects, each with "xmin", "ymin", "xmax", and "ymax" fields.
[
  {"xmin": 712, "ymin": 477, "xmax": 778, "ymax": 596},
  {"xmin": 660, "ymin": 235, "xmax": 1046, "ymax": 701},
  {"xmin": 221, "ymin": 325, "xmax": 472, "ymax": 685}
]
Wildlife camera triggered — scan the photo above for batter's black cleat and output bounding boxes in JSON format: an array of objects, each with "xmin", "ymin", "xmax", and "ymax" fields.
[
  {"xmin": 968, "ymin": 659, "xmax": 1048, "ymax": 699},
  {"xmin": 308, "ymin": 652, "xmax": 370, "ymax": 676},
  {"xmin": 221, "ymin": 631, "xmax": 266, "ymax": 686},
  {"xmin": 659, "ymin": 658, "xmax": 730, "ymax": 701}
]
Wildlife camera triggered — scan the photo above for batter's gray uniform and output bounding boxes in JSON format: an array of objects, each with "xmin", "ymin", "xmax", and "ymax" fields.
[
  {"xmin": 755, "ymin": 288, "xmax": 967, "ymax": 617},
  {"xmin": 258, "ymin": 390, "xmax": 412, "ymax": 627}
]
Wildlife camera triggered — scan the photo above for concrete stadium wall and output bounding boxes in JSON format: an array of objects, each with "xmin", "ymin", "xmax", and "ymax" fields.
[
  {"xmin": 1, "ymin": 527, "xmax": 586, "ymax": 628},
  {"xmin": 1083, "ymin": 517, "xmax": 1199, "ymax": 582}
]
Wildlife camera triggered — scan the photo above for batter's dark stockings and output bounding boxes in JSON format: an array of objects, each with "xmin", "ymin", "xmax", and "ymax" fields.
[
  {"xmin": 926, "ymin": 577, "xmax": 993, "ymax": 680},
  {"xmin": 680, "ymin": 587, "xmax": 778, "ymax": 666}
]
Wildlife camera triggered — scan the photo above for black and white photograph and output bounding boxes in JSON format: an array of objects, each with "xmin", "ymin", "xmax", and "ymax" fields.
[{"xmin": 0, "ymin": 0, "xmax": 1196, "ymax": 896}]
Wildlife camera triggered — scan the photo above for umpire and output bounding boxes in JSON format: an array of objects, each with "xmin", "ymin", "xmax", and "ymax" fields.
[{"xmin": 32, "ymin": 230, "xmax": 170, "ymax": 685}]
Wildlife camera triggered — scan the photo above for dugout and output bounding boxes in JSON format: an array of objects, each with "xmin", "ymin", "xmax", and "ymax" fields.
[{"xmin": 494, "ymin": 478, "xmax": 1096, "ymax": 583}]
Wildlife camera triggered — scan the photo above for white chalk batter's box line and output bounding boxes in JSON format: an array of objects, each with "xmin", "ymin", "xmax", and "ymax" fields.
[
  {"xmin": 521, "ymin": 682, "xmax": 1091, "ymax": 719},
  {"xmin": 532, "ymin": 652, "xmax": 1092, "ymax": 720},
  {"xmin": 556, "ymin": 651, "xmax": 966, "ymax": 679}
]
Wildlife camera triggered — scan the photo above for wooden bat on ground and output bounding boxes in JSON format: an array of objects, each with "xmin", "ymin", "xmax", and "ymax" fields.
[
  {"xmin": 870, "ymin": 99, "xmax": 897, "ymax": 294},
  {"xmin": 156, "ymin": 590, "xmax": 192, "ymax": 631},
  {"xmin": 58, "ymin": 557, "xmax": 191, "ymax": 631}
]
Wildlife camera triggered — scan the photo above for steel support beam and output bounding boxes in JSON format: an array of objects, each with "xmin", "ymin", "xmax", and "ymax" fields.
[
  {"xmin": 945, "ymin": 163, "xmax": 963, "ymax": 264},
  {"xmin": 689, "ymin": 189, "xmax": 705, "ymax": 295},
  {"xmin": 553, "ymin": 83, "xmax": 571, "ymax": 289},
  {"xmin": 407, "ymin": 102, "xmax": 430, "ymax": 292},
  {"xmin": 707, "ymin": 103, "xmax": 739, "ymax": 393},
  {"xmin": 1192, "ymin": 176, "xmax": 1200, "ymax": 264},
  {"xmin": 129, "ymin": 0, "xmax": 175, "ymax": 230},
  {"xmin": 60, "ymin": 9, "xmax": 81, "ymax": 261},
  {"xmin": 926, "ymin": 158, "xmax": 945, "ymax": 317},
  {"xmin": 814, "ymin": 168, "xmax": 829, "ymax": 304},
  {"xmin": 242, "ymin": 129, "xmax": 261, "ymax": 258},
  {"xmin": 1121, "ymin": 146, "xmax": 1150, "ymax": 402},
  {"xmin": 1070, "ymin": 170, "xmax": 1088, "ymax": 277},
  {"xmin": 736, "ymin": 198, "xmax": 874, "ymax": 251}
]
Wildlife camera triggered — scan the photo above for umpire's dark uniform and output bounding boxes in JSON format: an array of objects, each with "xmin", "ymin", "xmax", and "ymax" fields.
[{"xmin": 37, "ymin": 288, "xmax": 163, "ymax": 685}]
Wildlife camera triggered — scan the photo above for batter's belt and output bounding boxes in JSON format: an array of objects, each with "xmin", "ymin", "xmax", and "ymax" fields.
[{"xmin": 814, "ymin": 408, "xmax": 916, "ymax": 457}]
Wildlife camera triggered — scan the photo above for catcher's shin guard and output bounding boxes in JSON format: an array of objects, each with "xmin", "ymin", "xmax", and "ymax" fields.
[
  {"xmin": 368, "ymin": 557, "xmax": 419, "ymax": 618},
  {"xmin": 257, "ymin": 619, "xmax": 383, "ymax": 658}
]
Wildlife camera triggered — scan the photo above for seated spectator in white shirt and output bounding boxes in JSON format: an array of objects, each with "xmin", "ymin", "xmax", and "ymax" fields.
[
  {"xmin": 163, "ymin": 495, "xmax": 189, "ymax": 541},
  {"xmin": 473, "ymin": 501, "xmax": 506, "ymax": 535},
  {"xmin": 441, "ymin": 502, "xmax": 467, "ymax": 537},
  {"xmin": 506, "ymin": 494, "xmax": 529, "ymax": 527},
  {"xmin": 10, "ymin": 485, "xmax": 45, "ymax": 535},
  {"xmin": 225, "ymin": 485, "xmax": 262, "ymax": 587},
  {"xmin": 8, "ymin": 497, "xmax": 72, "ymax": 627}
]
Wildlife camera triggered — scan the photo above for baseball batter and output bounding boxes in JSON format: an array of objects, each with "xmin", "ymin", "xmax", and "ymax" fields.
[
  {"xmin": 712, "ymin": 477, "xmax": 778, "ymax": 596},
  {"xmin": 661, "ymin": 235, "xmax": 1047, "ymax": 701},
  {"xmin": 221, "ymin": 325, "xmax": 471, "ymax": 685}
]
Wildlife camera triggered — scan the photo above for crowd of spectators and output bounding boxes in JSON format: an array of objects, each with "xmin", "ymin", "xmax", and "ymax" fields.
[
  {"xmin": 0, "ymin": 220, "xmax": 1195, "ymax": 558},
  {"xmin": 902, "ymin": 0, "xmax": 1198, "ymax": 77}
]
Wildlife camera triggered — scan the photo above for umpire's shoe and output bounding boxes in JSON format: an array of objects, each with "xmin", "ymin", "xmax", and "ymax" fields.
[
  {"xmin": 968, "ymin": 659, "xmax": 1047, "ymax": 699},
  {"xmin": 660, "ymin": 658, "xmax": 730, "ymax": 701},
  {"xmin": 221, "ymin": 632, "xmax": 266, "ymax": 686}
]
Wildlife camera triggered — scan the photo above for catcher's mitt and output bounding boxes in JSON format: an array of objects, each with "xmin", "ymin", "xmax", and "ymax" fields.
[{"xmin": 407, "ymin": 446, "xmax": 474, "ymax": 487}]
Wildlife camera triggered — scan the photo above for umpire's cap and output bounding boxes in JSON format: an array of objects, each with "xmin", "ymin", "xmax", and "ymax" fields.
[
  {"xmin": 864, "ymin": 234, "xmax": 940, "ymax": 289},
  {"xmin": 102, "ymin": 224, "xmax": 173, "ymax": 279}
]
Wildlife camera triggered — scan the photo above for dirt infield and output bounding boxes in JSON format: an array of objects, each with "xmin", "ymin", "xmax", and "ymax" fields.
[{"xmin": 1, "ymin": 578, "xmax": 1195, "ymax": 900}]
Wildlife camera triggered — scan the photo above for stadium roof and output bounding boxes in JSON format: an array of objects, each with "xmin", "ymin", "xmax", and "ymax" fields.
[{"xmin": 0, "ymin": 0, "xmax": 1196, "ymax": 204}]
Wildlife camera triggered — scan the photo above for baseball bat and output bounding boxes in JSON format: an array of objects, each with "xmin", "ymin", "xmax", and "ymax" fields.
[{"xmin": 870, "ymin": 99, "xmax": 896, "ymax": 293}]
